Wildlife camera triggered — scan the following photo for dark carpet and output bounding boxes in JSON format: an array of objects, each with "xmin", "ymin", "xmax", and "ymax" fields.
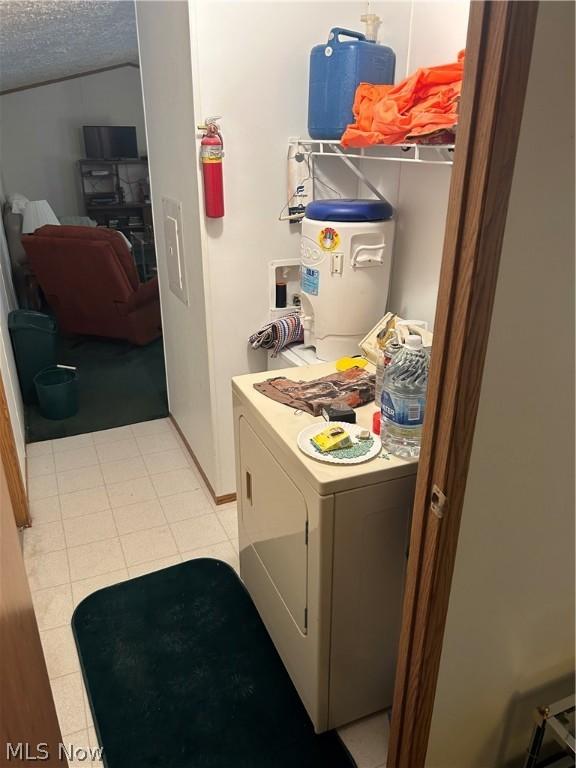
[
  {"xmin": 72, "ymin": 558, "xmax": 356, "ymax": 768},
  {"xmin": 25, "ymin": 334, "xmax": 168, "ymax": 443}
]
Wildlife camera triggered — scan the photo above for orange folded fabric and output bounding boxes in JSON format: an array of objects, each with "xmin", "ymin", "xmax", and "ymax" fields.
[{"xmin": 341, "ymin": 51, "xmax": 465, "ymax": 147}]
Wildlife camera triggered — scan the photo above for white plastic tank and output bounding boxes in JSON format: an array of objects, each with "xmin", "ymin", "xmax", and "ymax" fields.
[{"xmin": 300, "ymin": 199, "xmax": 395, "ymax": 360}]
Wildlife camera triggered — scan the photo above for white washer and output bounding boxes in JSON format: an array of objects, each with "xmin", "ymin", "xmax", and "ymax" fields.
[
  {"xmin": 300, "ymin": 199, "xmax": 395, "ymax": 361},
  {"xmin": 266, "ymin": 343, "xmax": 319, "ymax": 370}
]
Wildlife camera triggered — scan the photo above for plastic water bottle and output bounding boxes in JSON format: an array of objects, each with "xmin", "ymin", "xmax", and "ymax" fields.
[
  {"xmin": 374, "ymin": 334, "xmax": 401, "ymax": 408},
  {"xmin": 380, "ymin": 335, "xmax": 429, "ymax": 458},
  {"xmin": 375, "ymin": 345, "xmax": 387, "ymax": 410}
]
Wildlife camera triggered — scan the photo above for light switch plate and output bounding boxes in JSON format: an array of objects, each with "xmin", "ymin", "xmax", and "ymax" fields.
[{"xmin": 162, "ymin": 197, "xmax": 188, "ymax": 306}]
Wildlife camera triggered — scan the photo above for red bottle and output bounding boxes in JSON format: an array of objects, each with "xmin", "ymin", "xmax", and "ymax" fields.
[{"xmin": 200, "ymin": 122, "xmax": 224, "ymax": 218}]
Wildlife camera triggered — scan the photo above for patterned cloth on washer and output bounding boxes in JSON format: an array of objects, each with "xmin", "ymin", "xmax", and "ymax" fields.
[
  {"xmin": 254, "ymin": 367, "xmax": 376, "ymax": 416},
  {"xmin": 248, "ymin": 313, "xmax": 304, "ymax": 357}
]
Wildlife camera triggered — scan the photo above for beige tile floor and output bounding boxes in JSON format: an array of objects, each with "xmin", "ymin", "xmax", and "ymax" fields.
[{"xmin": 24, "ymin": 417, "xmax": 389, "ymax": 768}]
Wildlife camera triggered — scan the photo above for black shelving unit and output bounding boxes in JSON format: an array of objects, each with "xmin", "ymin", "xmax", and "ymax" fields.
[{"xmin": 78, "ymin": 159, "xmax": 153, "ymax": 238}]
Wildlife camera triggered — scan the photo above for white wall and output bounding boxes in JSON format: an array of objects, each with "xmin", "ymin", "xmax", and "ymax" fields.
[
  {"xmin": 363, "ymin": 1, "xmax": 470, "ymax": 328},
  {"xmin": 189, "ymin": 0, "xmax": 403, "ymax": 495},
  {"xmin": 136, "ymin": 1, "xmax": 218, "ymax": 487},
  {"xmin": 0, "ymin": 66, "xmax": 147, "ymax": 217},
  {"xmin": 0, "ymin": 173, "xmax": 26, "ymax": 480},
  {"xmin": 426, "ymin": 4, "xmax": 575, "ymax": 766},
  {"xmin": 188, "ymin": 0, "xmax": 469, "ymax": 495}
]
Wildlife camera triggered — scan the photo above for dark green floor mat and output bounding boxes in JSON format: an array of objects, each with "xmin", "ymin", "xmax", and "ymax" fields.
[
  {"xmin": 72, "ymin": 558, "xmax": 356, "ymax": 768},
  {"xmin": 25, "ymin": 334, "xmax": 168, "ymax": 442}
]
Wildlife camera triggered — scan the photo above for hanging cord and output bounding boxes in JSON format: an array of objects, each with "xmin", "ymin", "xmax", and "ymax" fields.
[{"xmin": 278, "ymin": 147, "xmax": 342, "ymax": 222}]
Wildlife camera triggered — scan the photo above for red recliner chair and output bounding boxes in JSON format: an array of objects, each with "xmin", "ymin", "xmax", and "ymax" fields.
[{"xmin": 22, "ymin": 226, "xmax": 162, "ymax": 346}]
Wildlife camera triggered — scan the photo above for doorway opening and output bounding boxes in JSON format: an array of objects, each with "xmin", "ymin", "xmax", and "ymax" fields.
[{"xmin": 0, "ymin": 0, "xmax": 168, "ymax": 443}]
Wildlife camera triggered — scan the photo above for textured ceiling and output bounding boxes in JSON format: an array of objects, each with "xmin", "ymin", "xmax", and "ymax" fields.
[{"xmin": 0, "ymin": 0, "xmax": 139, "ymax": 92}]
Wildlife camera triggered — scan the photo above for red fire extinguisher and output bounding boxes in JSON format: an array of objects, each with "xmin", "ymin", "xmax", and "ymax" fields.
[{"xmin": 199, "ymin": 118, "xmax": 224, "ymax": 218}]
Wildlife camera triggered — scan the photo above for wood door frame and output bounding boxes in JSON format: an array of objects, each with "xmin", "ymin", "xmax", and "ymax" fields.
[
  {"xmin": 1, "ymin": 440, "xmax": 64, "ymax": 764},
  {"xmin": 387, "ymin": 2, "xmax": 539, "ymax": 766},
  {"xmin": 0, "ymin": 372, "xmax": 30, "ymax": 528}
]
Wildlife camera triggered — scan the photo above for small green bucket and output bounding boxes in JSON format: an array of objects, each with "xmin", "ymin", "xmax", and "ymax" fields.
[{"xmin": 34, "ymin": 366, "xmax": 79, "ymax": 420}]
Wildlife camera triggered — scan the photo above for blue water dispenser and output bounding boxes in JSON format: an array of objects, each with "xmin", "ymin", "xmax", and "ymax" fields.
[{"xmin": 308, "ymin": 26, "xmax": 396, "ymax": 140}]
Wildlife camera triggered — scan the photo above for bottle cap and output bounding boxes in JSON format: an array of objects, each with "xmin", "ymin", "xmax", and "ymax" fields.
[{"xmin": 405, "ymin": 334, "xmax": 423, "ymax": 350}]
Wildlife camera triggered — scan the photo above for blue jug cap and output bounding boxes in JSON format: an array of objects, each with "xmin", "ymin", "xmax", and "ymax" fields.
[{"xmin": 304, "ymin": 198, "xmax": 394, "ymax": 222}]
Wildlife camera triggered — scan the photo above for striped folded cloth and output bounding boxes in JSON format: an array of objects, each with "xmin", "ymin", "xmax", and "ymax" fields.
[{"xmin": 248, "ymin": 313, "xmax": 304, "ymax": 357}]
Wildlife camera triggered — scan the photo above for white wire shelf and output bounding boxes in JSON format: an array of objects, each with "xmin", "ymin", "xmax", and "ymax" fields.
[{"xmin": 290, "ymin": 137, "xmax": 455, "ymax": 166}]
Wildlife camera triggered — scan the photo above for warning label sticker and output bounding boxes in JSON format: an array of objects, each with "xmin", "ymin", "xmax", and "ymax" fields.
[{"xmin": 301, "ymin": 266, "xmax": 320, "ymax": 296}]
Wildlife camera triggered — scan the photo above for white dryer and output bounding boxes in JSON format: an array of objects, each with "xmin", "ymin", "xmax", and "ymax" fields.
[{"xmin": 233, "ymin": 360, "xmax": 416, "ymax": 732}]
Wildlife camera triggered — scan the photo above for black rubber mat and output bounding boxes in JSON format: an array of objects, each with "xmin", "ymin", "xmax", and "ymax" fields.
[{"xmin": 72, "ymin": 558, "xmax": 356, "ymax": 768}]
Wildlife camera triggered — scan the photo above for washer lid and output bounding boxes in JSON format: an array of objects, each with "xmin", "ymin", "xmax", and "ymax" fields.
[{"xmin": 304, "ymin": 198, "xmax": 394, "ymax": 222}]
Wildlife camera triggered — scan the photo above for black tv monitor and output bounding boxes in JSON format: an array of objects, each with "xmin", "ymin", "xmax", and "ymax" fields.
[{"xmin": 83, "ymin": 126, "xmax": 138, "ymax": 160}]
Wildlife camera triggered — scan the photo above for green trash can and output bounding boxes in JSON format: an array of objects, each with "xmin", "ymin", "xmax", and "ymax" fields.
[
  {"xmin": 8, "ymin": 311, "xmax": 57, "ymax": 404},
  {"xmin": 34, "ymin": 366, "xmax": 79, "ymax": 420}
]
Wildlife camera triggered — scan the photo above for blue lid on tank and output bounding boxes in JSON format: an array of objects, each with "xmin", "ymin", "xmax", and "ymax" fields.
[{"xmin": 305, "ymin": 198, "xmax": 394, "ymax": 222}]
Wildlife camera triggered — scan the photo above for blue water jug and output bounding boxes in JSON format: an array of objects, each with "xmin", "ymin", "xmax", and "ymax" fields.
[{"xmin": 308, "ymin": 28, "xmax": 395, "ymax": 140}]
